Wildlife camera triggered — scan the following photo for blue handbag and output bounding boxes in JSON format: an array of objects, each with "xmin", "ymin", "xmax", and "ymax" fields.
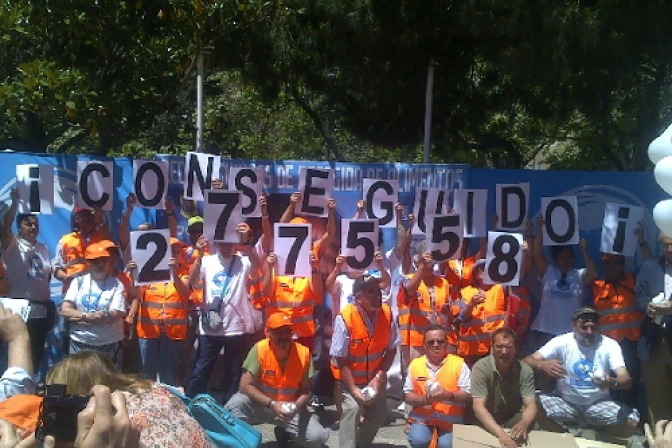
[{"xmin": 164, "ymin": 386, "xmax": 262, "ymax": 448}]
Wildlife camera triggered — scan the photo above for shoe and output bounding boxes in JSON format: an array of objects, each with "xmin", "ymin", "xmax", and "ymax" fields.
[
  {"xmin": 309, "ymin": 395, "xmax": 325, "ymax": 410},
  {"xmin": 274, "ymin": 426, "xmax": 292, "ymax": 448},
  {"xmin": 330, "ymin": 420, "xmax": 340, "ymax": 431}
]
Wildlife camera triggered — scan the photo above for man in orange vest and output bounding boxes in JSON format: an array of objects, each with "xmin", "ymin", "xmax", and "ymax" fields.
[
  {"xmin": 261, "ymin": 251, "xmax": 323, "ymax": 352},
  {"xmin": 404, "ymin": 324, "xmax": 472, "ymax": 448},
  {"xmin": 226, "ymin": 313, "xmax": 329, "ymax": 448},
  {"xmin": 593, "ymin": 253, "xmax": 644, "ymax": 411},
  {"xmin": 53, "ymin": 207, "xmax": 112, "ymax": 293},
  {"xmin": 330, "ymin": 272, "xmax": 399, "ymax": 448},
  {"xmin": 132, "ymin": 237, "xmax": 190, "ymax": 387},
  {"xmin": 458, "ymin": 260, "xmax": 509, "ymax": 367},
  {"xmin": 399, "ymin": 251, "xmax": 459, "ymax": 371}
]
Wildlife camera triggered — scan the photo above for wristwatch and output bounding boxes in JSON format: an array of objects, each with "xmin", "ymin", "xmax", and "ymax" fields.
[{"xmin": 267, "ymin": 399, "xmax": 276, "ymax": 409}]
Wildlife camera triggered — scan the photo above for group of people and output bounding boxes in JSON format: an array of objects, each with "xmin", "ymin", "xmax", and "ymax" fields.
[{"xmin": 0, "ymin": 182, "xmax": 671, "ymax": 448}]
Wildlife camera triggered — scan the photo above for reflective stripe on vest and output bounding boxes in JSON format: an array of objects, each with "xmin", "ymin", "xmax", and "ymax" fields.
[
  {"xmin": 271, "ymin": 276, "xmax": 316, "ymax": 338},
  {"xmin": 399, "ymin": 275, "xmax": 450, "ymax": 347},
  {"xmin": 593, "ymin": 275, "xmax": 642, "ymax": 342},
  {"xmin": 137, "ymin": 280, "xmax": 189, "ymax": 340},
  {"xmin": 600, "ymin": 320, "xmax": 642, "ymax": 331},
  {"xmin": 137, "ymin": 317, "xmax": 188, "ymax": 326},
  {"xmin": 257, "ymin": 338, "xmax": 310, "ymax": 402},
  {"xmin": 458, "ymin": 285, "xmax": 507, "ymax": 357},
  {"xmin": 598, "ymin": 306, "xmax": 635, "ymax": 316}
]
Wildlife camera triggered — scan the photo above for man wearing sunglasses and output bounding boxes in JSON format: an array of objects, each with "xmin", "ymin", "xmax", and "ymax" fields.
[{"xmin": 404, "ymin": 324, "xmax": 472, "ymax": 448}]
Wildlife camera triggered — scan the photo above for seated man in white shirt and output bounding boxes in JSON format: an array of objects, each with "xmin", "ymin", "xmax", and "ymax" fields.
[
  {"xmin": 523, "ymin": 307, "xmax": 636, "ymax": 431},
  {"xmin": 0, "ymin": 302, "xmax": 34, "ymax": 401}
]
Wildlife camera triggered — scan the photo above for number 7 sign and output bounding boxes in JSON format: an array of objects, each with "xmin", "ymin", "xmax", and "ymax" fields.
[{"xmin": 274, "ymin": 224, "xmax": 312, "ymax": 277}]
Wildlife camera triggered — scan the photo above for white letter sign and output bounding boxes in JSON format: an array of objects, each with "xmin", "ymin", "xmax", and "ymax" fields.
[
  {"xmin": 183, "ymin": 151, "xmax": 221, "ymax": 201},
  {"xmin": 341, "ymin": 219, "xmax": 379, "ymax": 271},
  {"xmin": 273, "ymin": 223, "xmax": 312, "ymax": 277},
  {"xmin": 77, "ymin": 160, "xmax": 113, "ymax": 211},
  {"xmin": 204, "ymin": 190, "xmax": 243, "ymax": 243},
  {"xmin": 412, "ymin": 188, "xmax": 448, "ymax": 236},
  {"xmin": 130, "ymin": 229, "xmax": 171, "ymax": 286},
  {"xmin": 453, "ymin": 189, "xmax": 487, "ymax": 238},
  {"xmin": 600, "ymin": 203, "xmax": 644, "ymax": 256},
  {"xmin": 133, "ymin": 160, "xmax": 168, "ymax": 209},
  {"xmin": 496, "ymin": 183, "xmax": 529, "ymax": 231},
  {"xmin": 295, "ymin": 167, "xmax": 334, "ymax": 217},
  {"xmin": 542, "ymin": 196, "xmax": 579, "ymax": 246},
  {"xmin": 484, "ymin": 231, "xmax": 523, "ymax": 286},
  {"xmin": 228, "ymin": 167, "xmax": 264, "ymax": 217},
  {"xmin": 426, "ymin": 214, "xmax": 463, "ymax": 262},
  {"xmin": 363, "ymin": 179, "xmax": 398, "ymax": 228},
  {"xmin": 15, "ymin": 165, "xmax": 54, "ymax": 215}
]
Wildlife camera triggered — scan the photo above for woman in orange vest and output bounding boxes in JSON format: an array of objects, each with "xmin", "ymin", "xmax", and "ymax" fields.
[
  {"xmin": 132, "ymin": 238, "xmax": 191, "ymax": 387},
  {"xmin": 405, "ymin": 324, "xmax": 472, "ymax": 448},
  {"xmin": 458, "ymin": 260, "xmax": 508, "ymax": 367}
]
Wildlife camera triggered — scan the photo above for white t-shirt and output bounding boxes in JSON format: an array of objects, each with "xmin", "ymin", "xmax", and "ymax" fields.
[
  {"xmin": 199, "ymin": 254, "xmax": 261, "ymax": 336},
  {"xmin": 3, "ymin": 236, "xmax": 52, "ymax": 302},
  {"xmin": 383, "ymin": 248, "xmax": 403, "ymax": 311},
  {"xmin": 531, "ymin": 265, "xmax": 586, "ymax": 335},
  {"xmin": 331, "ymin": 275, "xmax": 355, "ymax": 317},
  {"xmin": 538, "ymin": 332, "xmax": 626, "ymax": 406},
  {"xmin": 63, "ymin": 274, "xmax": 126, "ymax": 345}
]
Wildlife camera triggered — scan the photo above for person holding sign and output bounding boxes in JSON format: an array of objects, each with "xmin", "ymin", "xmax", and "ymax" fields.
[
  {"xmin": 457, "ymin": 260, "xmax": 510, "ymax": 367},
  {"xmin": 280, "ymin": 192, "xmax": 337, "ymax": 262},
  {"xmin": 399, "ymin": 251, "xmax": 460, "ymax": 371},
  {"xmin": 528, "ymin": 216, "xmax": 598, "ymax": 353},
  {"xmin": 53, "ymin": 206, "xmax": 112, "ymax": 294},
  {"xmin": 330, "ymin": 273, "xmax": 399, "ymax": 448},
  {"xmin": 404, "ymin": 324, "xmax": 472, "ymax": 448},
  {"xmin": 60, "ymin": 242, "xmax": 127, "ymax": 368},
  {"xmin": 226, "ymin": 313, "xmax": 329, "ymax": 448},
  {"xmin": 592, "ymin": 254, "xmax": 645, "ymax": 412},
  {"xmin": 118, "ymin": 193, "xmax": 178, "ymax": 255},
  {"xmin": 130, "ymin": 238, "xmax": 191, "ymax": 387},
  {"xmin": 261, "ymin": 251, "xmax": 322, "ymax": 352},
  {"xmin": 185, "ymin": 230, "xmax": 263, "ymax": 404},
  {"xmin": 1, "ymin": 188, "xmax": 55, "ymax": 371}
]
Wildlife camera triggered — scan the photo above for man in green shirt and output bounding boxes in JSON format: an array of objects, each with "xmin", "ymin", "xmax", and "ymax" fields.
[{"xmin": 471, "ymin": 328, "xmax": 537, "ymax": 448}]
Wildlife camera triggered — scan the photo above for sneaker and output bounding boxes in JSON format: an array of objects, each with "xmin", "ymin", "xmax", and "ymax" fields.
[
  {"xmin": 330, "ymin": 421, "xmax": 340, "ymax": 431},
  {"xmin": 274, "ymin": 426, "xmax": 292, "ymax": 448}
]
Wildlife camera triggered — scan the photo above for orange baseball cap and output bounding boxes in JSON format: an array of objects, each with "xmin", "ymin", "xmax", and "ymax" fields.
[
  {"xmin": 85, "ymin": 243, "xmax": 110, "ymax": 260},
  {"xmin": 266, "ymin": 313, "xmax": 293, "ymax": 330},
  {"xmin": 602, "ymin": 253, "xmax": 625, "ymax": 262},
  {"xmin": 97, "ymin": 239, "xmax": 119, "ymax": 250},
  {"xmin": 290, "ymin": 217, "xmax": 309, "ymax": 225}
]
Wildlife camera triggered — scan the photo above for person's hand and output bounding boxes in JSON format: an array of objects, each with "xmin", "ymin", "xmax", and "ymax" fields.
[
  {"xmin": 9, "ymin": 188, "xmax": 19, "ymax": 203},
  {"xmin": 356, "ymin": 199, "xmax": 365, "ymax": 213},
  {"xmin": 497, "ymin": 431, "xmax": 519, "ymax": 448},
  {"xmin": 439, "ymin": 303, "xmax": 454, "ymax": 322},
  {"xmin": 408, "ymin": 213, "xmax": 415, "ymax": 228},
  {"xmin": 327, "ymin": 198, "xmax": 336, "ymax": 211},
  {"xmin": 0, "ymin": 418, "xmax": 21, "ymax": 448},
  {"xmin": 647, "ymin": 302, "xmax": 672, "ymax": 318},
  {"xmin": 509, "ymin": 420, "xmax": 530, "ymax": 445},
  {"xmin": 271, "ymin": 401, "xmax": 294, "ymax": 422},
  {"xmin": 125, "ymin": 261, "xmax": 138, "ymax": 274},
  {"xmin": 125, "ymin": 193, "xmax": 136, "ymax": 210},
  {"xmin": 168, "ymin": 257, "xmax": 178, "ymax": 272},
  {"xmin": 536, "ymin": 215, "xmax": 544, "ymax": 229},
  {"xmin": 422, "ymin": 251, "xmax": 433, "ymax": 266},
  {"xmin": 75, "ymin": 385, "xmax": 140, "ymax": 448},
  {"xmin": 395, "ymin": 202, "xmax": 404, "ymax": 220},
  {"xmin": 374, "ymin": 250, "xmax": 384, "ymax": 267},
  {"xmin": 124, "ymin": 313, "xmax": 135, "ymax": 327},
  {"xmin": 471, "ymin": 290, "xmax": 486, "ymax": 307},
  {"xmin": 425, "ymin": 383, "xmax": 447, "ymax": 402},
  {"xmin": 368, "ymin": 372, "xmax": 386, "ymax": 395},
  {"xmin": 267, "ymin": 252, "xmax": 278, "ymax": 267},
  {"xmin": 593, "ymin": 374, "xmax": 613, "ymax": 391},
  {"xmin": 521, "ymin": 240, "xmax": 530, "ymax": 252},
  {"xmin": 540, "ymin": 359, "xmax": 567, "ymax": 378},
  {"xmin": 260, "ymin": 195, "xmax": 268, "ymax": 217},
  {"xmin": 165, "ymin": 196, "xmax": 174, "ymax": 215},
  {"xmin": 579, "ymin": 238, "xmax": 588, "ymax": 253},
  {"xmin": 0, "ymin": 303, "xmax": 28, "ymax": 344},
  {"xmin": 237, "ymin": 223, "xmax": 252, "ymax": 245},
  {"xmin": 350, "ymin": 387, "xmax": 370, "ymax": 406},
  {"xmin": 634, "ymin": 222, "xmax": 646, "ymax": 244},
  {"xmin": 290, "ymin": 192, "xmax": 301, "ymax": 204},
  {"xmin": 335, "ymin": 254, "xmax": 346, "ymax": 268},
  {"xmin": 645, "ymin": 419, "xmax": 672, "ymax": 448},
  {"xmin": 211, "ymin": 178, "xmax": 224, "ymax": 189},
  {"xmin": 309, "ymin": 251, "xmax": 318, "ymax": 269},
  {"xmin": 196, "ymin": 235, "xmax": 209, "ymax": 252}
]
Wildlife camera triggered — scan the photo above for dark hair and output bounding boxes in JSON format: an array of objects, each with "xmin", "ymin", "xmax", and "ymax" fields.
[
  {"xmin": 15, "ymin": 213, "xmax": 37, "ymax": 229},
  {"xmin": 491, "ymin": 327, "xmax": 519, "ymax": 346},
  {"xmin": 551, "ymin": 245, "xmax": 574, "ymax": 263},
  {"xmin": 423, "ymin": 323, "xmax": 446, "ymax": 341}
]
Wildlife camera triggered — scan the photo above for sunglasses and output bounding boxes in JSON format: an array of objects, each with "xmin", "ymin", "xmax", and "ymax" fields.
[{"xmin": 425, "ymin": 339, "xmax": 447, "ymax": 347}]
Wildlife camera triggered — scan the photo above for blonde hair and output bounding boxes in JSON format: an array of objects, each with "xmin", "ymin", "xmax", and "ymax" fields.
[{"xmin": 46, "ymin": 350, "xmax": 152, "ymax": 395}]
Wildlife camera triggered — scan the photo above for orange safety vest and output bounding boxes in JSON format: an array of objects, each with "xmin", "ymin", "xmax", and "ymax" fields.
[
  {"xmin": 338, "ymin": 303, "xmax": 392, "ymax": 386},
  {"xmin": 593, "ymin": 274, "xmax": 643, "ymax": 342},
  {"xmin": 408, "ymin": 354, "xmax": 466, "ymax": 431},
  {"xmin": 256, "ymin": 338, "xmax": 310, "ymax": 402},
  {"xmin": 58, "ymin": 231, "xmax": 105, "ymax": 289},
  {"xmin": 179, "ymin": 246, "xmax": 210, "ymax": 304},
  {"xmin": 507, "ymin": 286, "xmax": 531, "ymax": 337},
  {"xmin": 398, "ymin": 275, "xmax": 453, "ymax": 347},
  {"xmin": 458, "ymin": 285, "xmax": 507, "ymax": 357},
  {"xmin": 137, "ymin": 278, "xmax": 189, "ymax": 340},
  {"xmin": 267, "ymin": 276, "xmax": 318, "ymax": 338},
  {"xmin": 444, "ymin": 256, "xmax": 478, "ymax": 290}
]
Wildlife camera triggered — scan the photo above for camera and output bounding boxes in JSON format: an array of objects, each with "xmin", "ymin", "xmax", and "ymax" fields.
[{"xmin": 36, "ymin": 384, "xmax": 91, "ymax": 442}]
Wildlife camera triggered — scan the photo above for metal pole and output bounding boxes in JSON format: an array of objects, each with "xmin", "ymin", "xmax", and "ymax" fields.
[
  {"xmin": 422, "ymin": 60, "xmax": 436, "ymax": 164},
  {"xmin": 196, "ymin": 52, "xmax": 204, "ymax": 152}
]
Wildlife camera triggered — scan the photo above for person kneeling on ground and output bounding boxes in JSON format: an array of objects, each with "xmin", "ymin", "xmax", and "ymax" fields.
[
  {"xmin": 471, "ymin": 328, "xmax": 537, "ymax": 448},
  {"xmin": 523, "ymin": 307, "xmax": 637, "ymax": 433},
  {"xmin": 404, "ymin": 324, "xmax": 472, "ymax": 448},
  {"xmin": 226, "ymin": 312, "xmax": 328, "ymax": 448}
]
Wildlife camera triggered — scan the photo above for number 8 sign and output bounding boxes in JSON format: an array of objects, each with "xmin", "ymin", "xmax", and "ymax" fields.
[{"xmin": 484, "ymin": 231, "xmax": 523, "ymax": 286}]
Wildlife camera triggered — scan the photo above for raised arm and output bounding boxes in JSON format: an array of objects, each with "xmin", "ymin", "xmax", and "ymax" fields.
[
  {"xmin": 325, "ymin": 254, "xmax": 345, "ymax": 296},
  {"xmin": 189, "ymin": 236, "xmax": 208, "ymax": 288},
  {"xmin": 165, "ymin": 196, "xmax": 177, "ymax": 238},
  {"xmin": 532, "ymin": 215, "xmax": 549, "ymax": 278},
  {"xmin": 280, "ymin": 192, "xmax": 301, "ymax": 223},
  {"xmin": 405, "ymin": 252, "xmax": 431, "ymax": 298},
  {"xmin": 401, "ymin": 213, "xmax": 414, "ymax": 275},
  {"xmin": 119, "ymin": 194, "xmax": 135, "ymax": 251},
  {"xmin": 374, "ymin": 250, "xmax": 391, "ymax": 291},
  {"xmin": 259, "ymin": 195, "xmax": 272, "ymax": 253},
  {"xmin": 353, "ymin": 199, "xmax": 365, "ymax": 219},
  {"xmin": 316, "ymin": 198, "xmax": 337, "ymax": 256},
  {"xmin": 263, "ymin": 253, "xmax": 277, "ymax": 299},
  {"xmin": 169, "ymin": 258, "xmax": 190, "ymax": 298},
  {"xmin": 1, "ymin": 188, "xmax": 19, "ymax": 251}
]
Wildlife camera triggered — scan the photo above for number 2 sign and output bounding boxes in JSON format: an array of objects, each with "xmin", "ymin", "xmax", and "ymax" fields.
[{"xmin": 130, "ymin": 229, "xmax": 172, "ymax": 286}]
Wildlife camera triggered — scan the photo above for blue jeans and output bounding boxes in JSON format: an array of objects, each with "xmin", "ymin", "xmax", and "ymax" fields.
[
  {"xmin": 186, "ymin": 334, "xmax": 248, "ymax": 404},
  {"xmin": 408, "ymin": 423, "xmax": 453, "ymax": 448},
  {"xmin": 138, "ymin": 334, "xmax": 184, "ymax": 387}
]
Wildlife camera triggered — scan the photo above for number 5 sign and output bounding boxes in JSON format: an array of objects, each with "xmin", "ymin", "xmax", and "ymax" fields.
[
  {"xmin": 484, "ymin": 231, "xmax": 523, "ymax": 286},
  {"xmin": 341, "ymin": 219, "xmax": 378, "ymax": 271},
  {"xmin": 274, "ymin": 224, "xmax": 312, "ymax": 277},
  {"xmin": 130, "ymin": 229, "xmax": 172, "ymax": 286}
]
